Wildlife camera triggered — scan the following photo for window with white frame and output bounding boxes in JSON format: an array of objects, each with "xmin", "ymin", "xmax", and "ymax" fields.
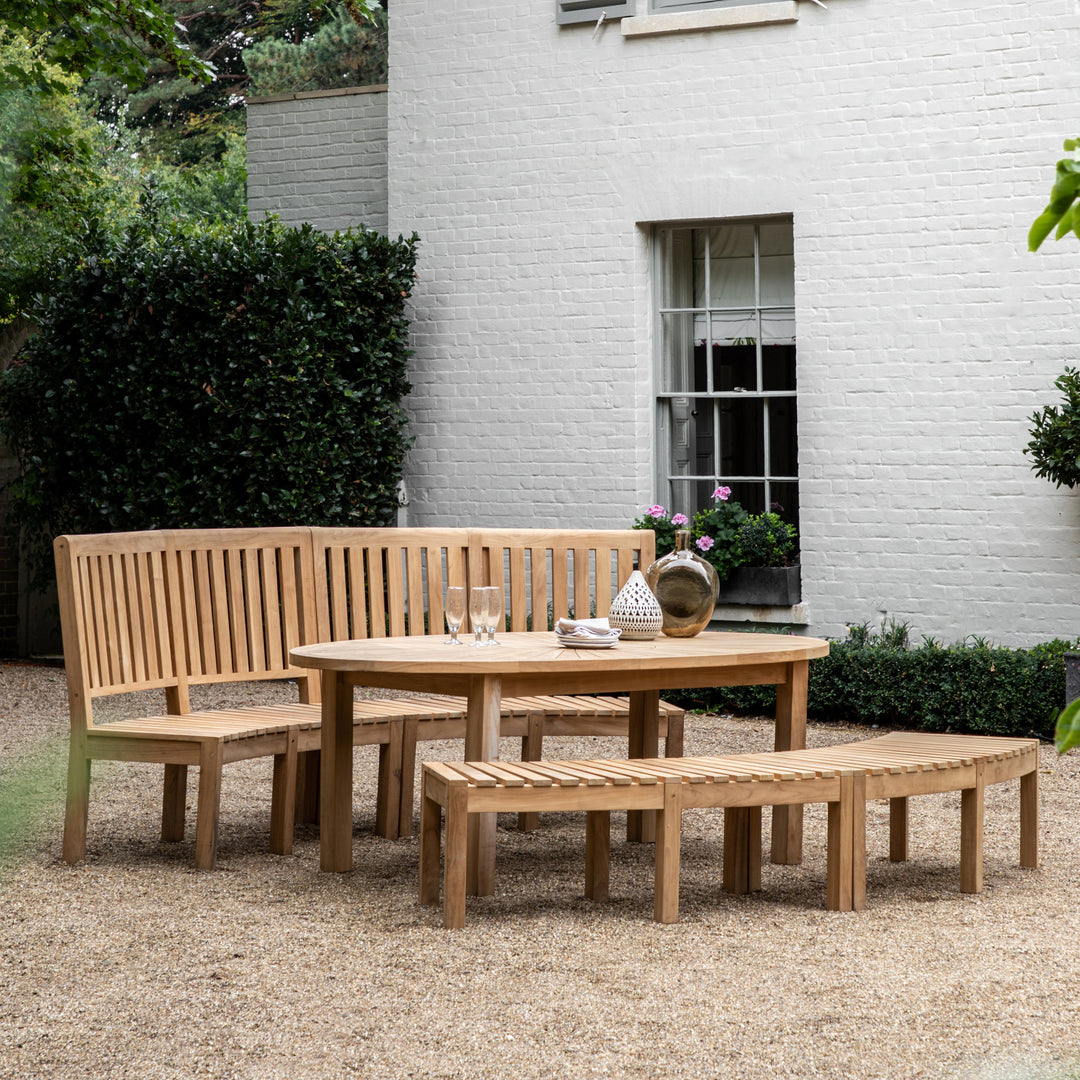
[{"xmin": 655, "ymin": 218, "xmax": 797, "ymax": 529}]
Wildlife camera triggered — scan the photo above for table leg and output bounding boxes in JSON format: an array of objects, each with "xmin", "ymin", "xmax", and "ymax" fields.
[
  {"xmin": 320, "ymin": 670, "xmax": 355, "ymax": 872},
  {"xmin": 627, "ymin": 688, "xmax": 660, "ymax": 843},
  {"xmin": 771, "ymin": 659, "xmax": 808, "ymax": 865},
  {"xmin": 465, "ymin": 675, "xmax": 501, "ymax": 897}
]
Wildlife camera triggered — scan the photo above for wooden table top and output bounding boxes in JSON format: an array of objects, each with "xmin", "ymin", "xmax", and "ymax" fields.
[{"xmin": 290, "ymin": 630, "xmax": 830, "ymax": 677}]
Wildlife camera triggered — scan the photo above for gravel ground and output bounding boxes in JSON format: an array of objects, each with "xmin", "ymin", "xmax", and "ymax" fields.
[{"xmin": 1, "ymin": 659, "xmax": 1078, "ymax": 1080}]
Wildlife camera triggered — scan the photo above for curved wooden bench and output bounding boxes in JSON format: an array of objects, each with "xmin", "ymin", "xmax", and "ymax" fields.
[
  {"xmin": 419, "ymin": 733, "xmax": 1040, "ymax": 927},
  {"xmin": 420, "ymin": 754, "xmax": 859, "ymax": 928},
  {"xmin": 762, "ymin": 731, "xmax": 1040, "ymax": 906}
]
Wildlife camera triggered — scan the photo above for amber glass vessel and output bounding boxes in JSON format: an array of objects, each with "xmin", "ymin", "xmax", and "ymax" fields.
[{"xmin": 645, "ymin": 530, "xmax": 719, "ymax": 637}]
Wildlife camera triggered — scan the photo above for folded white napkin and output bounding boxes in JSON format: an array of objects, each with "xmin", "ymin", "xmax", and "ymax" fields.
[{"xmin": 554, "ymin": 617, "xmax": 622, "ymax": 640}]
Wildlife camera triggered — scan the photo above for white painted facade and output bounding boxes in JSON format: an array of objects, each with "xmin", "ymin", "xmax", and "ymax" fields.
[
  {"xmin": 247, "ymin": 85, "xmax": 388, "ymax": 234},
  {"xmin": 248, "ymin": 0, "xmax": 1080, "ymax": 647}
]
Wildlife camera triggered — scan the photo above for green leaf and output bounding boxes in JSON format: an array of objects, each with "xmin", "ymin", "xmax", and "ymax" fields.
[{"xmin": 1055, "ymin": 697, "xmax": 1080, "ymax": 754}]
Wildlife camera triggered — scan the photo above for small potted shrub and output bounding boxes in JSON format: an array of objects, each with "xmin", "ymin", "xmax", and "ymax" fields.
[{"xmin": 717, "ymin": 512, "xmax": 801, "ymax": 606}]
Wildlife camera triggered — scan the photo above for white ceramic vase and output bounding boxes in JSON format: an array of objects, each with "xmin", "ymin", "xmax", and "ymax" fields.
[{"xmin": 607, "ymin": 570, "xmax": 664, "ymax": 640}]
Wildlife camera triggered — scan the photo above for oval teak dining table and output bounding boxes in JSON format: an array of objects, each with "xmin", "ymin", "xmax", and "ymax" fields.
[{"xmin": 290, "ymin": 630, "xmax": 830, "ymax": 895}]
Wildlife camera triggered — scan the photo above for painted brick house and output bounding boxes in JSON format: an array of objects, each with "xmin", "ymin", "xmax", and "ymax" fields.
[{"xmin": 247, "ymin": 0, "xmax": 1080, "ymax": 647}]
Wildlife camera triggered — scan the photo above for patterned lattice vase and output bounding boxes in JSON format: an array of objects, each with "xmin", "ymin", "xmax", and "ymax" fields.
[
  {"xmin": 645, "ymin": 530, "xmax": 719, "ymax": 638},
  {"xmin": 606, "ymin": 570, "xmax": 664, "ymax": 640}
]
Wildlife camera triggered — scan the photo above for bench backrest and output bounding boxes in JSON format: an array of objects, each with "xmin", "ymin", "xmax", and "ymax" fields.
[
  {"xmin": 469, "ymin": 529, "xmax": 656, "ymax": 631},
  {"xmin": 55, "ymin": 531, "xmax": 181, "ymax": 716},
  {"xmin": 55, "ymin": 527, "xmax": 319, "ymax": 723},
  {"xmin": 163, "ymin": 528, "xmax": 318, "ymax": 698},
  {"xmin": 312, "ymin": 527, "xmax": 471, "ymax": 641},
  {"xmin": 55, "ymin": 525, "xmax": 655, "ymax": 723}
]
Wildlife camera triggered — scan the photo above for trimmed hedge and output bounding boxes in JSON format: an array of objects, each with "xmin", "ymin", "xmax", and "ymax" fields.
[
  {"xmin": 0, "ymin": 217, "xmax": 418, "ymax": 585},
  {"xmin": 666, "ymin": 627, "xmax": 1074, "ymax": 740}
]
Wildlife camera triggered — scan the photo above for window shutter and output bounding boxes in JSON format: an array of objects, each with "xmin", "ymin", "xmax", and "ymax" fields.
[{"xmin": 557, "ymin": 0, "xmax": 633, "ymax": 26}]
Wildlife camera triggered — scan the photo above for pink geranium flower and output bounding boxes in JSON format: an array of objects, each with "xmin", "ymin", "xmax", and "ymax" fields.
[
  {"xmin": 696, "ymin": 536, "xmax": 714, "ymax": 552},
  {"xmin": 671, "ymin": 513, "xmax": 689, "ymax": 526},
  {"xmin": 712, "ymin": 486, "xmax": 731, "ymax": 502},
  {"xmin": 647, "ymin": 504, "xmax": 666, "ymax": 518}
]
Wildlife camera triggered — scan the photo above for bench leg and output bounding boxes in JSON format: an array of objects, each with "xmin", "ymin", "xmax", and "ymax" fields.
[
  {"xmin": 376, "ymin": 720, "xmax": 404, "ymax": 840},
  {"xmin": 270, "ymin": 728, "xmax": 299, "ymax": 855},
  {"xmin": 827, "ymin": 772, "xmax": 864, "ymax": 911},
  {"xmin": 584, "ymin": 810, "xmax": 610, "ymax": 902},
  {"xmin": 295, "ymin": 750, "xmax": 320, "ymax": 826},
  {"xmin": 62, "ymin": 744, "xmax": 91, "ymax": 864},
  {"xmin": 654, "ymin": 780, "xmax": 682, "ymax": 923},
  {"xmin": 518, "ymin": 713, "xmax": 544, "ymax": 832},
  {"xmin": 397, "ymin": 719, "xmax": 419, "ymax": 839},
  {"xmin": 161, "ymin": 763, "xmax": 187, "ymax": 842},
  {"xmin": 193, "ymin": 740, "xmax": 223, "ymax": 871},
  {"xmin": 419, "ymin": 785, "xmax": 442, "ymax": 908},
  {"xmin": 889, "ymin": 796, "xmax": 908, "ymax": 861},
  {"xmin": 723, "ymin": 806, "xmax": 762, "ymax": 895},
  {"xmin": 444, "ymin": 786, "xmax": 469, "ymax": 929},
  {"xmin": 663, "ymin": 711, "xmax": 685, "ymax": 760},
  {"xmin": 960, "ymin": 760, "xmax": 985, "ymax": 894},
  {"xmin": 1020, "ymin": 767, "xmax": 1039, "ymax": 869}
]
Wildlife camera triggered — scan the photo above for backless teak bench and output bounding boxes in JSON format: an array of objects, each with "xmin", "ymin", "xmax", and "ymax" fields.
[
  {"xmin": 55, "ymin": 527, "xmax": 683, "ymax": 869},
  {"xmin": 419, "ymin": 732, "xmax": 1039, "ymax": 927}
]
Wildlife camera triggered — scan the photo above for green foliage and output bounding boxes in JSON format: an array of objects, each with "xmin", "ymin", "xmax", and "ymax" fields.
[
  {"xmin": 665, "ymin": 623, "xmax": 1074, "ymax": 740},
  {"xmin": 0, "ymin": 217, "xmax": 419, "ymax": 585},
  {"xmin": 1054, "ymin": 696, "xmax": 1080, "ymax": 754},
  {"xmin": 736, "ymin": 512, "xmax": 798, "ymax": 568},
  {"xmin": 633, "ymin": 487, "xmax": 802, "ymax": 582},
  {"xmin": 246, "ymin": 4, "xmax": 388, "ymax": 97},
  {"xmin": 1030, "ymin": 138, "xmax": 1080, "ymax": 251},
  {"xmin": 0, "ymin": 0, "xmax": 213, "ymax": 92},
  {"xmin": 1025, "ymin": 366, "xmax": 1080, "ymax": 489}
]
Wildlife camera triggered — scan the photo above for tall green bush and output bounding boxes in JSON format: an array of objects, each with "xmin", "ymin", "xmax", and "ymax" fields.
[{"xmin": 0, "ymin": 215, "xmax": 418, "ymax": 584}]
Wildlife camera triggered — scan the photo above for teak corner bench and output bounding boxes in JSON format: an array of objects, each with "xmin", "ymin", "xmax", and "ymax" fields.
[
  {"xmin": 419, "ymin": 733, "xmax": 1039, "ymax": 928},
  {"xmin": 55, "ymin": 526, "xmax": 683, "ymax": 869}
]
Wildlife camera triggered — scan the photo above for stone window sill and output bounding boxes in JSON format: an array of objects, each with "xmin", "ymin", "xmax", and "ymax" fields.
[{"xmin": 621, "ymin": 2, "xmax": 799, "ymax": 37}]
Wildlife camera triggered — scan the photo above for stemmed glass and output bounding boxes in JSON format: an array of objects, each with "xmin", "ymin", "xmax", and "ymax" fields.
[
  {"xmin": 483, "ymin": 585, "xmax": 504, "ymax": 646},
  {"xmin": 444, "ymin": 586, "xmax": 466, "ymax": 645},
  {"xmin": 468, "ymin": 586, "xmax": 489, "ymax": 646}
]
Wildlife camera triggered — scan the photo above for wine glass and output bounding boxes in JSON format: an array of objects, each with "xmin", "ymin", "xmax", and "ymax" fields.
[
  {"xmin": 444, "ymin": 586, "xmax": 466, "ymax": 645},
  {"xmin": 468, "ymin": 586, "xmax": 489, "ymax": 646},
  {"xmin": 484, "ymin": 585, "xmax": 504, "ymax": 646}
]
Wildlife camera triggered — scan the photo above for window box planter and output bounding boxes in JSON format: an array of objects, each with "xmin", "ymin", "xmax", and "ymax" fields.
[{"xmin": 716, "ymin": 564, "xmax": 801, "ymax": 607}]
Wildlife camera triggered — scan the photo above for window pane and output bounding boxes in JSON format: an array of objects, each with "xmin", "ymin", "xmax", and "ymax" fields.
[
  {"xmin": 659, "ymin": 312, "xmax": 698, "ymax": 393},
  {"xmin": 769, "ymin": 481, "xmax": 799, "ymax": 532},
  {"xmin": 758, "ymin": 221, "xmax": 793, "ymax": 257},
  {"xmin": 728, "ymin": 481, "xmax": 765, "ymax": 516},
  {"xmin": 710, "ymin": 308, "xmax": 757, "ymax": 347},
  {"xmin": 769, "ymin": 398, "xmax": 798, "ymax": 476},
  {"xmin": 708, "ymin": 224, "xmax": 755, "ymax": 307},
  {"xmin": 760, "ymin": 255, "xmax": 795, "ymax": 306},
  {"xmin": 712, "ymin": 343, "xmax": 756, "ymax": 392},
  {"xmin": 660, "ymin": 228, "xmax": 695, "ymax": 308},
  {"xmin": 762, "ymin": 345, "xmax": 796, "ymax": 391},
  {"xmin": 719, "ymin": 398, "xmax": 764, "ymax": 477},
  {"xmin": 761, "ymin": 306, "xmax": 795, "ymax": 346},
  {"xmin": 663, "ymin": 398, "xmax": 696, "ymax": 477}
]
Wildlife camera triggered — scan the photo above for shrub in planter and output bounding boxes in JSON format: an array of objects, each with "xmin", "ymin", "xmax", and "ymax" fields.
[
  {"xmin": 0, "ymin": 216, "xmax": 419, "ymax": 586},
  {"xmin": 736, "ymin": 512, "xmax": 798, "ymax": 567}
]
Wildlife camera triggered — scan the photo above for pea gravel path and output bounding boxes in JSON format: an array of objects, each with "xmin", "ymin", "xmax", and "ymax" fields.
[{"xmin": 1, "ymin": 660, "xmax": 1078, "ymax": 1080}]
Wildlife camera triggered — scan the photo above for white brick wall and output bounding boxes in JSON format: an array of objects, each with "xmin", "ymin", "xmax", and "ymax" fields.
[
  {"xmin": 247, "ymin": 86, "xmax": 388, "ymax": 234},
  {"xmin": 373, "ymin": 0, "xmax": 1080, "ymax": 647},
  {"xmin": 239, "ymin": 2, "xmax": 1080, "ymax": 646}
]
